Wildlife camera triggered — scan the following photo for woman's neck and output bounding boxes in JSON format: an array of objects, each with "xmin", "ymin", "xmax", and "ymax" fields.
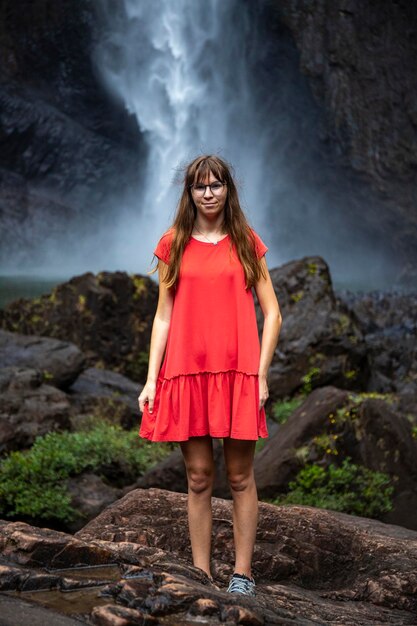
[{"xmin": 193, "ymin": 216, "xmax": 225, "ymax": 235}]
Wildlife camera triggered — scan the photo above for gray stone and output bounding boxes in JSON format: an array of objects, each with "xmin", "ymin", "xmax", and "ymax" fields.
[
  {"xmin": 0, "ymin": 329, "xmax": 85, "ymax": 389},
  {"xmin": 0, "ymin": 366, "xmax": 71, "ymax": 453}
]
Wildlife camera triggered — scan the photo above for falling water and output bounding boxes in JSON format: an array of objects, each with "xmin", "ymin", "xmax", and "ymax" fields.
[
  {"xmin": 93, "ymin": 0, "xmax": 400, "ymax": 288},
  {"xmin": 93, "ymin": 0, "xmax": 270, "ymax": 270}
]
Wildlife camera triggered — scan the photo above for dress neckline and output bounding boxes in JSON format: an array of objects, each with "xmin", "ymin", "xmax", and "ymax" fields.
[{"xmin": 190, "ymin": 234, "xmax": 230, "ymax": 245}]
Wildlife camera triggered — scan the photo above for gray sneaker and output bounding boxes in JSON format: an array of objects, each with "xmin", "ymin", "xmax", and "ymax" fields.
[{"xmin": 227, "ymin": 572, "xmax": 256, "ymax": 596}]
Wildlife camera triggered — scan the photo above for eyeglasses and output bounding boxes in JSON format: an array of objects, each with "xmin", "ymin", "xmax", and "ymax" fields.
[{"xmin": 189, "ymin": 182, "xmax": 227, "ymax": 196}]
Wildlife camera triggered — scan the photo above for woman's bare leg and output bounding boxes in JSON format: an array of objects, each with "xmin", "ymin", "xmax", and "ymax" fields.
[
  {"xmin": 179, "ymin": 435, "xmax": 215, "ymax": 578},
  {"xmin": 223, "ymin": 438, "xmax": 258, "ymax": 578}
]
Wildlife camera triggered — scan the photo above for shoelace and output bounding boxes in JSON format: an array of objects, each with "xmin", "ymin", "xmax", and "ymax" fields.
[{"xmin": 227, "ymin": 574, "xmax": 255, "ymax": 594}]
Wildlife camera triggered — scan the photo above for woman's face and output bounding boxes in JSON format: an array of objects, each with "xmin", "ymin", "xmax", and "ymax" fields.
[{"xmin": 191, "ymin": 170, "xmax": 227, "ymax": 222}]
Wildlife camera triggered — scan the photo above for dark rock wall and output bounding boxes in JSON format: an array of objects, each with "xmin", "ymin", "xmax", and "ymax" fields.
[
  {"xmin": 277, "ymin": 0, "xmax": 417, "ymax": 264},
  {"xmin": 0, "ymin": 0, "xmax": 139, "ymax": 146},
  {"xmin": 0, "ymin": 0, "xmax": 146, "ymax": 266}
]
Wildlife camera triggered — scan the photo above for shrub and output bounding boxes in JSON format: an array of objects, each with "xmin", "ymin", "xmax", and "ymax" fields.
[
  {"xmin": 272, "ymin": 397, "xmax": 304, "ymax": 424},
  {"xmin": 0, "ymin": 420, "xmax": 173, "ymax": 523},
  {"xmin": 271, "ymin": 457, "xmax": 394, "ymax": 519}
]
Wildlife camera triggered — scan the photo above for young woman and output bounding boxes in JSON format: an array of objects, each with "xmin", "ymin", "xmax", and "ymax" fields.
[{"xmin": 138, "ymin": 154, "xmax": 282, "ymax": 596}]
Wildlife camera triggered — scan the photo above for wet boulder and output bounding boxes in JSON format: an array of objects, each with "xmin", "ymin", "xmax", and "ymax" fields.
[
  {"xmin": 259, "ymin": 256, "xmax": 368, "ymax": 400},
  {"xmin": 0, "ymin": 366, "xmax": 71, "ymax": 453},
  {"xmin": 0, "ymin": 328, "xmax": 85, "ymax": 389},
  {"xmin": 66, "ymin": 473, "xmax": 123, "ymax": 532},
  {"xmin": 0, "ymin": 271, "xmax": 158, "ymax": 382},
  {"xmin": 337, "ymin": 289, "xmax": 417, "ymax": 400},
  {"xmin": 68, "ymin": 367, "xmax": 142, "ymax": 430},
  {"xmin": 254, "ymin": 386, "xmax": 417, "ymax": 530}
]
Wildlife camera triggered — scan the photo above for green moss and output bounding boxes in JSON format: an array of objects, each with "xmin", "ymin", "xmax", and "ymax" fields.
[
  {"xmin": 300, "ymin": 367, "xmax": 321, "ymax": 395},
  {"xmin": 77, "ymin": 294, "xmax": 86, "ymax": 312},
  {"xmin": 308, "ymin": 352, "xmax": 326, "ymax": 365},
  {"xmin": 126, "ymin": 350, "xmax": 150, "ymax": 382},
  {"xmin": 349, "ymin": 391, "xmax": 396, "ymax": 405},
  {"xmin": 312, "ymin": 432, "xmax": 340, "ymax": 456},
  {"xmin": 335, "ymin": 404, "xmax": 359, "ymax": 424},
  {"xmin": 344, "ymin": 369, "xmax": 358, "ymax": 380},
  {"xmin": 307, "ymin": 262, "xmax": 318, "ymax": 275},
  {"xmin": 132, "ymin": 276, "xmax": 147, "ymax": 300},
  {"xmin": 255, "ymin": 438, "xmax": 268, "ymax": 454},
  {"xmin": 290, "ymin": 290, "xmax": 304, "ymax": 303},
  {"xmin": 48, "ymin": 289, "xmax": 58, "ymax": 304},
  {"xmin": 293, "ymin": 445, "xmax": 310, "ymax": 465},
  {"xmin": 334, "ymin": 313, "xmax": 351, "ymax": 336}
]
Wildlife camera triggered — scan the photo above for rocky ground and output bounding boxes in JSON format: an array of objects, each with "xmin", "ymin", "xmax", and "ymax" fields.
[
  {"xmin": 0, "ymin": 256, "xmax": 416, "ymax": 622},
  {"xmin": 1, "ymin": 488, "xmax": 417, "ymax": 625}
]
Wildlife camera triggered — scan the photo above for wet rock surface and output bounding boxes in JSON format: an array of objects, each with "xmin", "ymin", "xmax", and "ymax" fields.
[
  {"xmin": 250, "ymin": 254, "xmax": 416, "ymax": 409},
  {"xmin": 0, "ymin": 329, "xmax": 85, "ymax": 389},
  {"xmin": 68, "ymin": 367, "xmax": 142, "ymax": 430},
  {"xmin": 278, "ymin": 0, "xmax": 417, "ymax": 272},
  {"xmin": 0, "ymin": 360, "xmax": 142, "ymax": 457},
  {"xmin": 0, "ymin": 365, "xmax": 72, "ymax": 453},
  {"xmin": 256, "ymin": 256, "xmax": 368, "ymax": 399},
  {"xmin": 337, "ymin": 289, "xmax": 417, "ymax": 401},
  {"xmin": 0, "ymin": 271, "xmax": 157, "ymax": 381},
  {"xmin": 254, "ymin": 386, "xmax": 417, "ymax": 530},
  {"xmin": 2, "ymin": 488, "xmax": 416, "ymax": 624},
  {"xmin": 0, "ymin": 0, "xmax": 144, "ymax": 268}
]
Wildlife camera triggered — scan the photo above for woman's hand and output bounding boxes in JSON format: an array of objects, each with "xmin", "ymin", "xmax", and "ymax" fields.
[
  {"xmin": 138, "ymin": 380, "xmax": 157, "ymax": 414},
  {"xmin": 259, "ymin": 375, "xmax": 269, "ymax": 410}
]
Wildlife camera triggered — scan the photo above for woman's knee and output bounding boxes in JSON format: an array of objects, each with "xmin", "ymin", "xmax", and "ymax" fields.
[
  {"xmin": 180, "ymin": 436, "xmax": 214, "ymax": 495},
  {"xmin": 187, "ymin": 465, "xmax": 214, "ymax": 495},
  {"xmin": 228, "ymin": 470, "xmax": 254, "ymax": 493}
]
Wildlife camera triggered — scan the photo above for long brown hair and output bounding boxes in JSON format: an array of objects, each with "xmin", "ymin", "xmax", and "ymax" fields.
[{"xmin": 149, "ymin": 154, "xmax": 267, "ymax": 289}]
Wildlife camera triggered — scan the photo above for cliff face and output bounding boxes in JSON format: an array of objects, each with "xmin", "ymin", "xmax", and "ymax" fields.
[
  {"xmin": 277, "ymin": 0, "xmax": 417, "ymax": 271},
  {"xmin": 0, "ymin": 0, "xmax": 145, "ymax": 267}
]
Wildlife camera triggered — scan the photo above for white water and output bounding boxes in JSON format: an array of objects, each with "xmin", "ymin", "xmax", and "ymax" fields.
[
  {"xmin": 89, "ymin": 0, "xmax": 398, "ymax": 287},
  {"xmin": 93, "ymin": 0, "xmax": 274, "ymax": 272}
]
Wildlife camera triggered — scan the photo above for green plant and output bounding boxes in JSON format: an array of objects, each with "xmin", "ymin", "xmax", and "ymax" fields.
[
  {"xmin": 272, "ymin": 397, "xmax": 304, "ymax": 424},
  {"xmin": 312, "ymin": 432, "xmax": 339, "ymax": 456},
  {"xmin": 270, "ymin": 457, "xmax": 393, "ymax": 519},
  {"xmin": 300, "ymin": 367, "xmax": 321, "ymax": 395},
  {"xmin": 0, "ymin": 419, "xmax": 173, "ymax": 524},
  {"xmin": 290, "ymin": 290, "xmax": 304, "ymax": 303},
  {"xmin": 307, "ymin": 262, "xmax": 318, "ymax": 275},
  {"xmin": 255, "ymin": 438, "xmax": 268, "ymax": 454}
]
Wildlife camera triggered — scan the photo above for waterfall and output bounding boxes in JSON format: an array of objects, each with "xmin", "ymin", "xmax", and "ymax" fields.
[
  {"xmin": 93, "ymin": 0, "xmax": 398, "ymax": 289},
  {"xmin": 93, "ymin": 0, "xmax": 270, "ymax": 272}
]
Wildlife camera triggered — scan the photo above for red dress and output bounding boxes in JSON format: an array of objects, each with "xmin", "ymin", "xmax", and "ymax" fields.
[{"xmin": 139, "ymin": 228, "xmax": 269, "ymax": 442}]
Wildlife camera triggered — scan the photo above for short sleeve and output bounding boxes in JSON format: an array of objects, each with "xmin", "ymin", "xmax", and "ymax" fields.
[
  {"xmin": 153, "ymin": 230, "xmax": 174, "ymax": 265},
  {"xmin": 250, "ymin": 229, "xmax": 268, "ymax": 259}
]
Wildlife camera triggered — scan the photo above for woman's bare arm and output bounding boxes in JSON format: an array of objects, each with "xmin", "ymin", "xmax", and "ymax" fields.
[
  {"xmin": 254, "ymin": 256, "xmax": 282, "ymax": 409},
  {"xmin": 138, "ymin": 261, "xmax": 174, "ymax": 413}
]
